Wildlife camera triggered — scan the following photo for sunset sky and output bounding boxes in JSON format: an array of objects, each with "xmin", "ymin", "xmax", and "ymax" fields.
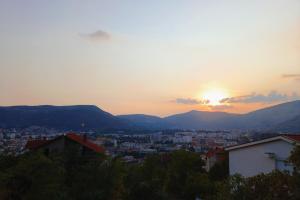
[{"xmin": 0, "ymin": 0, "xmax": 299, "ymax": 116}]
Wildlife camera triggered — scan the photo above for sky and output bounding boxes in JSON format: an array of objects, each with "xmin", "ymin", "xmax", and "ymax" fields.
[{"xmin": 0, "ymin": 0, "xmax": 299, "ymax": 116}]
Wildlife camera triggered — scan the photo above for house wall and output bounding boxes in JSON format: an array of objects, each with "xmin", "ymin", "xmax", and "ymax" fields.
[
  {"xmin": 39, "ymin": 137, "xmax": 65, "ymax": 154},
  {"xmin": 205, "ymin": 156, "xmax": 217, "ymax": 171},
  {"xmin": 65, "ymin": 138, "xmax": 100, "ymax": 157},
  {"xmin": 229, "ymin": 140, "xmax": 294, "ymax": 177}
]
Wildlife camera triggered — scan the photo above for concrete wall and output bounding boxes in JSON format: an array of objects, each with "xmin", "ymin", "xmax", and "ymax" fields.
[
  {"xmin": 229, "ymin": 140, "xmax": 294, "ymax": 177},
  {"xmin": 38, "ymin": 137, "xmax": 65, "ymax": 154}
]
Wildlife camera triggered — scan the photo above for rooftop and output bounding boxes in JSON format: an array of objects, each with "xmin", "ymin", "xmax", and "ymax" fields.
[
  {"xmin": 25, "ymin": 132, "xmax": 105, "ymax": 153},
  {"xmin": 225, "ymin": 134, "xmax": 300, "ymax": 151}
]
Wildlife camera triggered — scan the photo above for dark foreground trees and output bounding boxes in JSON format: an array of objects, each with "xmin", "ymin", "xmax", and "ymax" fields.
[
  {"xmin": 124, "ymin": 150, "xmax": 212, "ymax": 200},
  {"xmin": 0, "ymin": 150, "xmax": 124, "ymax": 200},
  {"xmin": 0, "ymin": 153, "xmax": 65, "ymax": 200},
  {"xmin": 0, "ymin": 146, "xmax": 299, "ymax": 200}
]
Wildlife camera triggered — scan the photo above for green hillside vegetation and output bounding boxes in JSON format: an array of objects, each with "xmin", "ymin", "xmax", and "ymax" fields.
[{"xmin": 0, "ymin": 147, "xmax": 299, "ymax": 200}]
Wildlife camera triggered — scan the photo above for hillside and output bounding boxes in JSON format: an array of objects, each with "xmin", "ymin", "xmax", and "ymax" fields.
[
  {"xmin": 163, "ymin": 110, "xmax": 240, "ymax": 129},
  {"xmin": 274, "ymin": 115, "xmax": 300, "ymax": 133},
  {"xmin": 240, "ymin": 100, "xmax": 300, "ymax": 129},
  {"xmin": 117, "ymin": 114, "xmax": 170, "ymax": 129},
  {"xmin": 1, "ymin": 100, "xmax": 300, "ymax": 131},
  {"xmin": 121, "ymin": 100, "xmax": 300, "ymax": 131},
  {"xmin": 0, "ymin": 105, "xmax": 129, "ymax": 130}
]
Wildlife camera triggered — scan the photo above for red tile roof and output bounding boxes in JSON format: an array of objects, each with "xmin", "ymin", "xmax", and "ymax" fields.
[
  {"xmin": 206, "ymin": 147, "xmax": 224, "ymax": 158},
  {"xmin": 25, "ymin": 133, "xmax": 105, "ymax": 154},
  {"xmin": 284, "ymin": 134, "xmax": 300, "ymax": 142},
  {"xmin": 66, "ymin": 133, "xmax": 105, "ymax": 153}
]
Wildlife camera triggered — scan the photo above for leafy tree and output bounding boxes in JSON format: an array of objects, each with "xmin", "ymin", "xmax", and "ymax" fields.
[
  {"xmin": 245, "ymin": 171, "xmax": 294, "ymax": 200},
  {"xmin": 66, "ymin": 158, "xmax": 125, "ymax": 200},
  {"xmin": 124, "ymin": 155, "xmax": 168, "ymax": 200},
  {"xmin": 124, "ymin": 150, "xmax": 207, "ymax": 200},
  {"xmin": 209, "ymin": 156, "xmax": 229, "ymax": 181},
  {"xmin": 226, "ymin": 174, "xmax": 248, "ymax": 200},
  {"xmin": 183, "ymin": 173, "xmax": 216, "ymax": 200},
  {"xmin": 5, "ymin": 147, "xmax": 300, "ymax": 200},
  {"xmin": 221, "ymin": 171, "xmax": 298, "ymax": 200},
  {"xmin": 0, "ymin": 149, "xmax": 123, "ymax": 200},
  {"xmin": 0, "ymin": 152, "xmax": 65, "ymax": 200},
  {"xmin": 289, "ymin": 145, "xmax": 300, "ymax": 199},
  {"xmin": 289, "ymin": 145, "xmax": 300, "ymax": 171}
]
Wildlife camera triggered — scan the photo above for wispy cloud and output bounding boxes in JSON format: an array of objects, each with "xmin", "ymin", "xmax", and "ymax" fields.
[
  {"xmin": 80, "ymin": 30, "xmax": 111, "ymax": 41},
  {"xmin": 174, "ymin": 98, "xmax": 209, "ymax": 105},
  {"xmin": 282, "ymin": 74, "xmax": 300, "ymax": 81},
  {"xmin": 221, "ymin": 91, "xmax": 299, "ymax": 104}
]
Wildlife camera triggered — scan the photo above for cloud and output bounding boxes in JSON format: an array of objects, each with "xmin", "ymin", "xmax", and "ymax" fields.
[
  {"xmin": 221, "ymin": 91, "xmax": 300, "ymax": 104},
  {"xmin": 282, "ymin": 74, "xmax": 300, "ymax": 81},
  {"xmin": 80, "ymin": 30, "xmax": 111, "ymax": 41},
  {"xmin": 175, "ymin": 98, "xmax": 209, "ymax": 105}
]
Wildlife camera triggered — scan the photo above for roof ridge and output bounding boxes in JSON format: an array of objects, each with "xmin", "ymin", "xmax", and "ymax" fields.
[
  {"xmin": 226, "ymin": 135, "xmax": 299, "ymax": 151},
  {"xmin": 25, "ymin": 132, "xmax": 105, "ymax": 153},
  {"xmin": 66, "ymin": 133, "xmax": 105, "ymax": 153}
]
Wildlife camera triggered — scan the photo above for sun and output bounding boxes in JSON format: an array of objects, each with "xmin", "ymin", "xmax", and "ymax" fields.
[{"xmin": 201, "ymin": 89, "xmax": 229, "ymax": 106}]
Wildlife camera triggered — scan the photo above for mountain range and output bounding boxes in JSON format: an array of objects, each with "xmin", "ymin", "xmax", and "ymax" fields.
[
  {"xmin": 0, "ymin": 100, "xmax": 300, "ymax": 132},
  {"xmin": 119, "ymin": 100, "xmax": 300, "ymax": 132},
  {"xmin": 0, "ymin": 105, "xmax": 128, "ymax": 130}
]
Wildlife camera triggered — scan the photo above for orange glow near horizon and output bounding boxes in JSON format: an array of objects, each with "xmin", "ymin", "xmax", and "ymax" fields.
[{"xmin": 0, "ymin": 1, "xmax": 299, "ymax": 116}]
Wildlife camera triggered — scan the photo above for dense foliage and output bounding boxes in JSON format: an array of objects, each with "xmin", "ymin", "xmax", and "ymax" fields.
[{"xmin": 0, "ymin": 146, "xmax": 299, "ymax": 200}]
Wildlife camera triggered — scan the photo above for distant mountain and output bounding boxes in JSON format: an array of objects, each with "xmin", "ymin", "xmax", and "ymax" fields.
[
  {"xmin": 0, "ymin": 105, "xmax": 129, "ymax": 130},
  {"xmin": 117, "ymin": 114, "xmax": 170, "ymax": 129},
  {"xmin": 119, "ymin": 110, "xmax": 242, "ymax": 130},
  {"xmin": 240, "ymin": 100, "xmax": 300, "ymax": 129},
  {"xmin": 1, "ymin": 100, "xmax": 300, "ymax": 132},
  {"xmin": 274, "ymin": 115, "xmax": 300, "ymax": 133},
  {"xmin": 163, "ymin": 110, "xmax": 240, "ymax": 129},
  {"xmin": 120, "ymin": 100, "xmax": 300, "ymax": 131}
]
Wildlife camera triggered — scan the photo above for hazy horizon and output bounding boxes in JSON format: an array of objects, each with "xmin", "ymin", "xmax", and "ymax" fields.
[
  {"xmin": 1, "ymin": 0, "xmax": 299, "ymax": 116},
  {"xmin": 1, "ymin": 100, "xmax": 299, "ymax": 118}
]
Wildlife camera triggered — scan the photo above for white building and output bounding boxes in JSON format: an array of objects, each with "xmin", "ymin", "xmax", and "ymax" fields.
[
  {"xmin": 226, "ymin": 135, "xmax": 300, "ymax": 177},
  {"xmin": 173, "ymin": 136, "xmax": 192, "ymax": 144}
]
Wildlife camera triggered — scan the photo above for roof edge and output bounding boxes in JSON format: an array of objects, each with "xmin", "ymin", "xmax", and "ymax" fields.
[{"xmin": 225, "ymin": 136, "xmax": 299, "ymax": 151}]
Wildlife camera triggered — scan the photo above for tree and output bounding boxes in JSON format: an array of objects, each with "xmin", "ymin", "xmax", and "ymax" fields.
[
  {"xmin": 245, "ymin": 171, "xmax": 294, "ymax": 200},
  {"xmin": 0, "ymin": 152, "xmax": 65, "ymax": 200},
  {"xmin": 124, "ymin": 150, "xmax": 208, "ymax": 200},
  {"xmin": 209, "ymin": 157, "xmax": 229, "ymax": 181},
  {"xmin": 289, "ymin": 145, "xmax": 300, "ymax": 199},
  {"xmin": 67, "ymin": 158, "xmax": 126, "ymax": 200},
  {"xmin": 124, "ymin": 155, "xmax": 168, "ymax": 200},
  {"xmin": 289, "ymin": 145, "xmax": 300, "ymax": 171},
  {"xmin": 164, "ymin": 150, "xmax": 206, "ymax": 199},
  {"xmin": 183, "ymin": 173, "xmax": 216, "ymax": 200}
]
